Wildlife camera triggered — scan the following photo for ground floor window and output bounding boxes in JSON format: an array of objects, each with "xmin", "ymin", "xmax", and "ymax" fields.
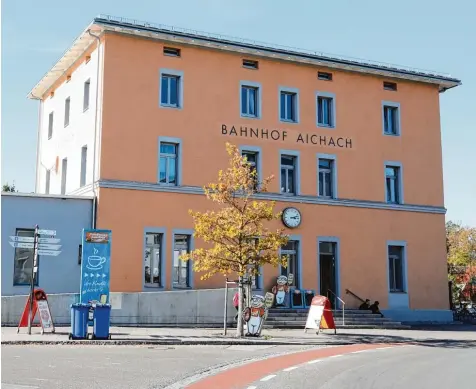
[
  {"xmin": 144, "ymin": 232, "xmax": 162, "ymax": 287},
  {"xmin": 173, "ymin": 235, "xmax": 191, "ymax": 287},
  {"xmin": 388, "ymin": 245, "xmax": 405, "ymax": 292},
  {"xmin": 13, "ymin": 228, "xmax": 36, "ymax": 286},
  {"xmin": 280, "ymin": 240, "xmax": 299, "ymax": 288}
]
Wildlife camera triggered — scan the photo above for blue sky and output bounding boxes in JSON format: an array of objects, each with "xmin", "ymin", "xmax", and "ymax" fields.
[{"xmin": 2, "ymin": 0, "xmax": 475, "ymax": 226}]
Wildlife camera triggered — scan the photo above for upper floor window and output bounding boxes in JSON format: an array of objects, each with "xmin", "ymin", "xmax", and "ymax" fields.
[
  {"xmin": 160, "ymin": 70, "xmax": 183, "ymax": 108},
  {"xmin": 64, "ymin": 97, "xmax": 70, "ymax": 127},
  {"xmin": 318, "ymin": 158, "xmax": 335, "ymax": 198},
  {"xmin": 83, "ymin": 80, "xmax": 90, "ymax": 111},
  {"xmin": 13, "ymin": 228, "xmax": 37, "ymax": 286},
  {"xmin": 164, "ymin": 47, "xmax": 181, "ymax": 57},
  {"xmin": 318, "ymin": 71, "xmax": 333, "ymax": 81},
  {"xmin": 384, "ymin": 81, "xmax": 398, "ymax": 91},
  {"xmin": 241, "ymin": 86, "xmax": 259, "ymax": 118},
  {"xmin": 61, "ymin": 158, "xmax": 68, "ymax": 195},
  {"xmin": 242, "ymin": 150, "xmax": 259, "ymax": 189},
  {"xmin": 280, "ymin": 155, "xmax": 297, "ymax": 195},
  {"xmin": 242, "ymin": 59, "xmax": 259, "ymax": 69},
  {"xmin": 383, "ymin": 102, "xmax": 400, "ymax": 136},
  {"xmin": 48, "ymin": 112, "xmax": 54, "ymax": 139},
  {"xmin": 316, "ymin": 92, "xmax": 336, "ymax": 128},
  {"xmin": 144, "ymin": 232, "xmax": 162, "ymax": 287},
  {"xmin": 385, "ymin": 164, "xmax": 402, "ymax": 204},
  {"xmin": 388, "ymin": 245, "xmax": 405, "ymax": 292},
  {"xmin": 280, "ymin": 89, "xmax": 298, "ymax": 123},
  {"xmin": 80, "ymin": 146, "xmax": 87, "ymax": 187},
  {"xmin": 173, "ymin": 234, "xmax": 191, "ymax": 288},
  {"xmin": 45, "ymin": 170, "xmax": 51, "ymax": 194},
  {"xmin": 159, "ymin": 143, "xmax": 178, "ymax": 185}
]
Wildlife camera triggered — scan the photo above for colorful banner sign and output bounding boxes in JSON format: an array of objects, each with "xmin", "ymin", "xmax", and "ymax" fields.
[
  {"xmin": 80, "ymin": 229, "xmax": 112, "ymax": 304},
  {"xmin": 304, "ymin": 295, "xmax": 337, "ymax": 334}
]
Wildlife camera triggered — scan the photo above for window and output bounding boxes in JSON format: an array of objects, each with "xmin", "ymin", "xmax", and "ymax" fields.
[
  {"xmin": 242, "ymin": 151, "xmax": 259, "ymax": 189},
  {"xmin": 242, "ymin": 59, "xmax": 259, "ymax": 69},
  {"xmin": 159, "ymin": 143, "xmax": 178, "ymax": 185},
  {"xmin": 13, "ymin": 228, "xmax": 36, "ymax": 286},
  {"xmin": 281, "ymin": 240, "xmax": 299, "ymax": 288},
  {"xmin": 160, "ymin": 74, "xmax": 181, "ymax": 107},
  {"xmin": 144, "ymin": 233, "xmax": 162, "ymax": 287},
  {"xmin": 164, "ymin": 47, "xmax": 181, "ymax": 57},
  {"xmin": 318, "ymin": 72, "xmax": 333, "ymax": 81},
  {"xmin": 45, "ymin": 170, "xmax": 51, "ymax": 194},
  {"xmin": 48, "ymin": 112, "xmax": 54, "ymax": 139},
  {"xmin": 61, "ymin": 158, "xmax": 67, "ymax": 195},
  {"xmin": 173, "ymin": 235, "xmax": 191, "ymax": 287},
  {"xmin": 80, "ymin": 146, "xmax": 87, "ymax": 187},
  {"xmin": 280, "ymin": 155, "xmax": 297, "ymax": 195},
  {"xmin": 388, "ymin": 245, "xmax": 405, "ymax": 292},
  {"xmin": 280, "ymin": 91, "xmax": 298, "ymax": 122},
  {"xmin": 383, "ymin": 102, "xmax": 400, "ymax": 135},
  {"xmin": 385, "ymin": 165, "xmax": 401, "ymax": 204},
  {"xmin": 318, "ymin": 158, "xmax": 334, "ymax": 198},
  {"xmin": 64, "ymin": 97, "xmax": 70, "ymax": 127},
  {"xmin": 384, "ymin": 81, "xmax": 397, "ymax": 91},
  {"xmin": 241, "ymin": 86, "xmax": 258, "ymax": 117},
  {"xmin": 83, "ymin": 80, "xmax": 90, "ymax": 111},
  {"xmin": 317, "ymin": 94, "xmax": 335, "ymax": 127}
]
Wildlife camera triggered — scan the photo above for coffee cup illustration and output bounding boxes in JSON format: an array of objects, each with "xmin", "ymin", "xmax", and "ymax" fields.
[{"xmin": 87, "ymin": 255, "xmax": 106, "ymax": 270}]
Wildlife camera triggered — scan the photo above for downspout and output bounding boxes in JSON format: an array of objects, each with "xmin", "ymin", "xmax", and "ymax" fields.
[
  {"xmin": 31, "ymin": 95, "xmax": 43, "ymax": 193},
  {"xmin": 87, "ymin": 29, "xmax": 102, "ymax": 229}
]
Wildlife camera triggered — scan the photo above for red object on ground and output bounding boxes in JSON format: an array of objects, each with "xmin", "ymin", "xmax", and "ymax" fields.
[
  {"xmin": 17, "ymin": 288, "xmax": 48, "ymax": 329},
  {"xmin": 186, "ymin": 343, "xmax": 401, "ymax": 389}
]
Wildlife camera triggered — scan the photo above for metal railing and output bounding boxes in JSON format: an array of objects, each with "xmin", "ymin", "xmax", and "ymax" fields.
[
  {"xmin": 327, "ymin": 290, "xmax": 345, "ymax": 326},
  {"xmin": 94, "ymin": 14, "xmax": 453, "ymax": 79},
  {"xmin": 345, "ymin": 288, "xmax": 365, "ymax": 303}
]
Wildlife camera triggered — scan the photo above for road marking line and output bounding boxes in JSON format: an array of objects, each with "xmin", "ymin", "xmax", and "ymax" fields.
[
  {"xmin": 351, "ymin": 350, "xmax": 371, "ymax": 354},
  {"xmin": 328, "ymin": 354, "xmax": 343, "ymax": 358},
  {"xmin": 307, "ymin": 359, "xmax": 322, "ymax": 364},
  {"xmin": 246, "ymin": 387, "xmax": 257, "ymax": 389},
  {"xmin": 283, "ymin": 365, "xmax": 300, "ymax": 371},
  {"xmin": 374, "ymin": 346, "xmax": 394, "ymax": 350},
  {"xmin": 260, "ymin": 374, "xmax": 276, "ymax": 382}
]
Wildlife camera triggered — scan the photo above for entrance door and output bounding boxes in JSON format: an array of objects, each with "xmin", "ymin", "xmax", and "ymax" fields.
[{"xmin": 319, "ymin": 241, "xmax": 337, "ymax": 308}]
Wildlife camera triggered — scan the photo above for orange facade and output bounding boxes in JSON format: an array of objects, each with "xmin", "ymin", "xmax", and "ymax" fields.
[{"xmin": 31, "ymin": 17, "xmax": 461, "ymax": 313}]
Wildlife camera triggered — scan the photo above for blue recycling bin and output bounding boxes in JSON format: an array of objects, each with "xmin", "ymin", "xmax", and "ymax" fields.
[
  {"xmin": 70, "ymin": 303, "xmax": 90, "ymax": 340},
  {"xmin": 93, "ymin": 304, "xmax": 111, "ymax": 340}
]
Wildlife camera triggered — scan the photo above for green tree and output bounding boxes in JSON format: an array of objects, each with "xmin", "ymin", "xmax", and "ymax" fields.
[
  {"xmin": 181, "ymin": 143, "xmax": 289, "ymax": 337},
  {"xmin": 2, "ymin": 182, "xmax": 17, "ymax": 192}
]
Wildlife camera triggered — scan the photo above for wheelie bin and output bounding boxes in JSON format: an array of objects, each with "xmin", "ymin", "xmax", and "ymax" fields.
[
  {"xmin": 92, "ymin": 304, "xmax": 111, "ymax": 340},
  {"xmin": 69, "ymin": 303, "xmax": 90, "ymax": 340}
]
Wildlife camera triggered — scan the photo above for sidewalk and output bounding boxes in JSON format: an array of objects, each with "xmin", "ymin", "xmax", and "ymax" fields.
[{"xmin": 2, "ymin": 325, "xmax": 475, "ymax": 346}]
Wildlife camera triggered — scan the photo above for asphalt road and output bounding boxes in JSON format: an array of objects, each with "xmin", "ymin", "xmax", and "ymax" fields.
[
  {"xmin": 248, "ymin": 344, "xmax": 476, "ymax": 389},
  {"xmin": 1, "ymin": 344, "xmax": 315, "ymax": 389}
]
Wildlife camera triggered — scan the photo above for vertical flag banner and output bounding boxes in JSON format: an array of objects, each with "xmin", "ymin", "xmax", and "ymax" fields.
[{"xmin": 80, "ymin": 229, "xmax": 112, "ymax": 304}]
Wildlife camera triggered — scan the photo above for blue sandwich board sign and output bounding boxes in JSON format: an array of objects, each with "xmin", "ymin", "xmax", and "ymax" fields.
[{"xmin": 80, "ymin": 229, "xmax": 112, "ymax": 304}]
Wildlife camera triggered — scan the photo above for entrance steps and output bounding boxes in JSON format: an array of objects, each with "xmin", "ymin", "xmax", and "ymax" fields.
[{"xmin": 264, "ymin": 308, "xmax": 410, "ymax": 329}]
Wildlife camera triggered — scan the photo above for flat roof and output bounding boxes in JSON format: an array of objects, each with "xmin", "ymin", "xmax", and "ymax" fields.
[
  {"xmin": 28, "ymin": 14, "xmax": 462, "ymax": 98},
  {"xmin": 1, "ymin": 192, "xmax": 93, "ymax": 200}
]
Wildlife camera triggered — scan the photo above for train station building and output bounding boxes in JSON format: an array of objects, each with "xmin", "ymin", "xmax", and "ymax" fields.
[{"xmin": 27, "ymin": 15, "xmax": 461, "ymax": 322}]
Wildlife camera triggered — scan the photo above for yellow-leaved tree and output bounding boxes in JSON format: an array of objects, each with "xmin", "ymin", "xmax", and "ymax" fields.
[{"xmin": 181, "ymin": 143, "xmax": 289, "ymax": 336}]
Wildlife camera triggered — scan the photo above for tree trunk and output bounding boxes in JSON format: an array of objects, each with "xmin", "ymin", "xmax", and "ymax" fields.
[{"xmin": 236, "ymin": 276, "xmax": 244, "ymax": 337}]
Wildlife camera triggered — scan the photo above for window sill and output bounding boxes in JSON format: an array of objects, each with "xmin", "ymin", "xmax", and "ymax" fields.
[
  {"xmin": 144, "ymin": 284, "xmax": 164, "ymax": 290},
  {"xmin": 389, "ymin": 291, "xmax": 407, "ymax": 294},
  {"xmin": 172, "ymin": 285, "xmax": 192, "ymax": 290},
  {"xmin": 280, "ymin": 119, "xmax": 298, "ymax": 124},
  {"xmin": 317, "ymin": 124, "xmax": 335, "ymax": 130},
  {"xmin": 383, "ymin": 132, "xmax": 400, "ymax": 137},
  {"xmin": 158, "ymin": 182, "xmax": 179, "ymax": 186},
  {"xmin": 280, "ymin": 192, "xmax": 298, "ymax": 196},
  {"xmin": 240, "ymin": 114, "xmax": 260, "ymax": 119},
  {"xmin": 160, "ymin": 103, "xmax": 181, "ymax": 109},
  {"xmin": 386, "ymin": 201, "xmax": 403, "ymax": 205}
]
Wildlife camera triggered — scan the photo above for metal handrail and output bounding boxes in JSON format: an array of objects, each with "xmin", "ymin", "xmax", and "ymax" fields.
[
  {"xmin": 345, "ymin": 288, "xmax": 366, "ymax": 303},
  {"xmin": 327, "ymin": 289, "xmax": 345, "ymax": 326}
]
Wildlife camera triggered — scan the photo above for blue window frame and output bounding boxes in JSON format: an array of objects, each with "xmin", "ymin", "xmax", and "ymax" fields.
[
  {"xmin": 241, "ymin": 86, "xmax": 258, "ymax": 117},
  {"xmin": 159, "ymin": 143, "xmax": 177, "ymax": 185},
  {"xmin": 280, "ymin": 92, "xmax": 296, "ymax": 122},
  {"xmin": 161, "ymin": 75, "xmax": 179, "ymax": 107}
]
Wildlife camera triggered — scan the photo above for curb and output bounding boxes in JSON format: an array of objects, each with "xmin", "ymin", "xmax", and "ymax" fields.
[{"xmin": 1, "ymin": 339, "xmax": 356, "ymax": 346}]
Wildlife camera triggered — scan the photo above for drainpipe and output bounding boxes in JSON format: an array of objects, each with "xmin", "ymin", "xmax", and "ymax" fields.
[
  {"xmin": 31, "ymin": 94, "xmax": 43, "ymax": 193},
  {"xmin": 87, "ymin": 29, "xmax": 102, "ymax": 229}
]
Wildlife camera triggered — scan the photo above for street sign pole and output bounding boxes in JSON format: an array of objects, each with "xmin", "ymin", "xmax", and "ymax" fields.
[{"xmin": 27, "ymin": 225, "xmax": 39, "ymax": 335}]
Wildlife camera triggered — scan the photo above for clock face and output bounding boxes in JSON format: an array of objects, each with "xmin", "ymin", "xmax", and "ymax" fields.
[{"xmin": 282, "ymin": 207, "xmax": 302, "ymax": 228}]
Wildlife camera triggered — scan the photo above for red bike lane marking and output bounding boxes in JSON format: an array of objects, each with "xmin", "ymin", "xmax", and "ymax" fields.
[{"xmin": 186, "ymin": 343, "xmax": 400, "ymax": 389}]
